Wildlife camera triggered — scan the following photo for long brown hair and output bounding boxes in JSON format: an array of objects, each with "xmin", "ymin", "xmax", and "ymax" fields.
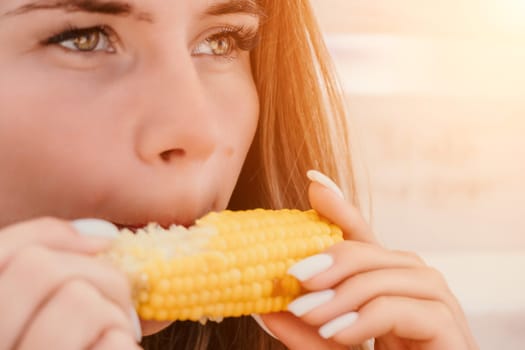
[{"xmin": 142, "ymin": 0, "xmax": 366, "ymax": 349}]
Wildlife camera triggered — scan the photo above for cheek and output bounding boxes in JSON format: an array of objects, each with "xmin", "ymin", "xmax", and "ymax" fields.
[
  {"xmin": 204, "ymin": 63, "xmax": 259, "ymax": 203},
  {"xmin": 219, "ymin": 77, "xmax": 258, "ymax": 171},
  {"xmin": 0, "ymin": 60, "xmax": 93, "ymax": 126},
  {"xmin": 0, "ymin": 56, "xmax": 126, "ymax": 148},
  {"xmin": 212, "ymin": 66, "xmax": 259, "ymax": 153},
  {"xmin": 0, "ymin": 65, "xmax": 70, "ymax": 169},
  {"xmin": 0, "ymin": 63, "xmax": 118, "ymax": 216},
  {"xmin": 0, "ymin": 64, "xmax": 105, "ymax": 162}
]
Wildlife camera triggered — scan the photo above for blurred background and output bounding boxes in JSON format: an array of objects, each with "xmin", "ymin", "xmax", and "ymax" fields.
[{"xmin": 310, "ymin": 0, "xmax": 525, "ymax": 348}]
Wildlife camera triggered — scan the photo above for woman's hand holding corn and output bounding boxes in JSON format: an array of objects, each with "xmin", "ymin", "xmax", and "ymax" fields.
[
  {"xmin": 0, "ymin": 218, "xmax": 141, "ymax": 350},
  {"xmin": 261, "ymin": 173, "xmax": 478, "ymax": 350}
]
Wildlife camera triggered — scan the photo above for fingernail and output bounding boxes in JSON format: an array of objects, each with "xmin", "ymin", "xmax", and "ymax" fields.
[
  {"xmin": 319, "ymin": 312, "xmax": 359, "ymax": 339},
  {"xmin": 130, "ymin": 307, "xmax": 143, "ymax": 342},
  {"xmin": 288, "ymin": 290, "xmax": 335, "ymax": 317},
  {"xmin": 70, "ymin": 219, "xmax": 119, "ymax": 239},
  {"xmin": 307, "ymin": 170, "xmax": 345, "ymax": 199},
  {"xmin": 287, "ymin": 254, "xmax": 334, "ymax": 281},
  {"xmin": 251, "ymin": 314, "xmax": 279, "ymax": 339}
]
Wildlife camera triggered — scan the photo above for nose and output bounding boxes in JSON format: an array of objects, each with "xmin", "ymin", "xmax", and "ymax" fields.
[{"xmin": 133, "ymin": 53, "xmax": 218, "ymax": 165}]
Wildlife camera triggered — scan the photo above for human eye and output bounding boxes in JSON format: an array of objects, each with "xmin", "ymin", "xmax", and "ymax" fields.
[
  {"xmin": 192, "ymin": 25, "xmax": 259, "ymax": 59},
  {"xmin": 42, "ymin": 25, "xmax": 117, "ymax": 53}
]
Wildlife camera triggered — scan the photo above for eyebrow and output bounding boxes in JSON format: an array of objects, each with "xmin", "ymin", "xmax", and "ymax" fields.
[
  {"xmin": 205, "ymin": 0, "xmax": 265, "ymax": 18},
  {"xmin": 3, "ymin": 0, "xmax": 264, "ymax": 20},
  {"xmin": 3, "ymin": 0, "xmax": 152, "ymax": 21}
]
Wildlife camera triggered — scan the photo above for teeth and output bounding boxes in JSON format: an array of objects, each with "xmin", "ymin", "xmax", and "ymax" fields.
[
  {"xmin": 115, "ymin": 221, "xmax": 191, "ymax": 233},
  {"xmin": 115, "ymin": 224, "xmax": 147, "ymax": 234}
]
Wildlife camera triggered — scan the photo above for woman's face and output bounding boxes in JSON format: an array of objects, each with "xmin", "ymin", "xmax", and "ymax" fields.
[{"xmin": 0, "ymin": 0, "xmax": 261, "ymax": 228}]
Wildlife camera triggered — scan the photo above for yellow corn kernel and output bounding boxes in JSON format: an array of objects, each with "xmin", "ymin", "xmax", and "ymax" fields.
[{"xmin": 102, "ymin": 209, "xmax": 343, "ymax": 322}]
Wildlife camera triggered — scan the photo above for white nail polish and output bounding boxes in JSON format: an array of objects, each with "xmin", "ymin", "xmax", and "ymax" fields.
[
  {"xmin": 251, "ymin": 314, "xmax": 279, "ymax": 339},
  {"xmin": 307, "ymin": 170, "xmax": 345, "ymax": 199},
  {"xmin": 287, "ymin": 254, "xmax": 334, "ymax": 281},
  {"xmin": 71, "ymin": 219, "xmax": 119, "ymax": 239},
  {"xmin": 319, "ymin": 312, "xmax": 359, "ymax": 339},
  {"xmin": 130, "ymin": 307, "xmax": 143, "ymax": 342},
  {"xmin": 287, "ymin": 290, "xmax": 335, "ymax": 317}
]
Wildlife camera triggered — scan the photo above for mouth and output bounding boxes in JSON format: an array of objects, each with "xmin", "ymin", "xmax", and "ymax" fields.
[
  {"xmin": 114, "ymin": 223, "xmax": 148, "ymax": 233},
  {"xmin": 112, "ymin": 217, "xmax": 198, "ymax": 233},
  {"xmin": 106, "ymin": 202, "xmax": 217, "ymax": 233}
]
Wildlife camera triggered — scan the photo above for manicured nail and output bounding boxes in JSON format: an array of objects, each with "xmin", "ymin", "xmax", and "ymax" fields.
[
  {"xmin": 287, "ymin": 254, "xmax": 334, "ymax": 281},
  {"xmin": 288, "ymin": 290, "xmax": 335, "ymax": 317},
  {"xmin": 307, "ymin": 170, "xmax": 344, "ymax": 199},
  {"xmin": 251, "ymin": 314, "xmax": 279, "ymax": 339},
  {"xmin": 71, "ymin": 219, "xmax": 119, "ymax": 239},
  {"xmin": 129, "ymin": 307, "xmax": 142, "ymax": 342},
  {"xmin": 319, "ymin": 312, "xmax": 359, "ymax": 339}
]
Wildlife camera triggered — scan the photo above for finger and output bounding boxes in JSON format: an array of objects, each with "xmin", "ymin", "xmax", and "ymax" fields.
[
  {"xmin": 292, "ymin": 242, "xmax": 475, "ymax": 348},
  {"xmin": 0, "ymin": 217, "xmax": 111, "ymax": 270},
  {"xmin": 0, "ymin": 246, "xmax": 133, "ymax": 349},
  {"xmin": 18, "ymin": 280, "xmax": 137, "ymax": 350},
  {"xmin": 319, "ymin": 296, "xmax": 468, "ymax": 349},
  {"xmin": 90, "ymin": 329, "xmax": 142, "ymax": 350},
  {"xmin": 308, "ymin": 181, "xmax": 377, "ymax": 244},
  {"xmin": 260, "ymin": 312, "xmax": 346, "ymax": 350},
  {"xmin": 289, "ymin": 241, "xmax": 425, "ymax": 288},
  {"xmin": 373, "ymin": 334, "xmax": 406, "ymax": 350},
  {"xmin": 291, "ymin": 267, "xmax": 453, "ymax": 325},
  {"xmin": 140, "ymin": 320, "xmax": 173, "ymax": 336}
]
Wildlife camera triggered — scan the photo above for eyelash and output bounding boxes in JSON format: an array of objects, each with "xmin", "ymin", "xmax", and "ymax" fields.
[
  {"xmin": 44, "ymin": 24, "xmax": 116, "ymax": 51},
  {"xmin": 211, "ymin": 25, "xmax": 260, "ymax": 53},
  {"xmin": 42, "ymin": 24, "xmax": 260, "ymax": 58}
]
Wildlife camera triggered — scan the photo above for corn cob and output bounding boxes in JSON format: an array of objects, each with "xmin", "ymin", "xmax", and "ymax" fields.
[{"xmin": 102, "ymin": 209, "xmax": 343, "ymax": 322}]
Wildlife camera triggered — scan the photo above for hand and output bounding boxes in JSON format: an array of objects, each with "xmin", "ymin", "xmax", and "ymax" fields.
[
  {"xmin": 261, "ymin": 172, "xmax": 478, "ymax": 350},
  {"xmin": 0, "ymin": 217, "xmax": 141, "ymax": 350}
]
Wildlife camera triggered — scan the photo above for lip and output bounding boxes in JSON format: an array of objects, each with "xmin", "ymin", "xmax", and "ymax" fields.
[
  {"xmin": 106, "ymin": 201, "xmax": 217, "ymax": 232},
  {"xmin": 111, "ymin": 214, "xmax": 204, "ymax": 232}
]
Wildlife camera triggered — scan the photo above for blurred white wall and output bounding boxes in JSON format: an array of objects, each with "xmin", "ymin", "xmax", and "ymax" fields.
[{"xmin": 311, "ymin": 1, "xmax": 525, "ymax": 348}]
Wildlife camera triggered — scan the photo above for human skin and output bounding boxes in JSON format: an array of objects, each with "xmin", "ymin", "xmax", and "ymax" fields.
[
  {"xmin": 261, "ymin": 178, "xmax": 479, "ymax": 349},
  {"xmin": 0, "ymin": 0, "xmax": 479, "ymax": 348},
  {"xmin": 0, "ymin": 0, "xmax": 259, "ymax": 346},
  {"xmin": 0, "ymin": 0, "xmax": 259, "ymax": 228}
]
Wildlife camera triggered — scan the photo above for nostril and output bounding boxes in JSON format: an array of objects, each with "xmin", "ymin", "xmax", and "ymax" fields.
[{"xmin": 160, "ymin": 149, "xmax": 186, "ymax": 162}]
